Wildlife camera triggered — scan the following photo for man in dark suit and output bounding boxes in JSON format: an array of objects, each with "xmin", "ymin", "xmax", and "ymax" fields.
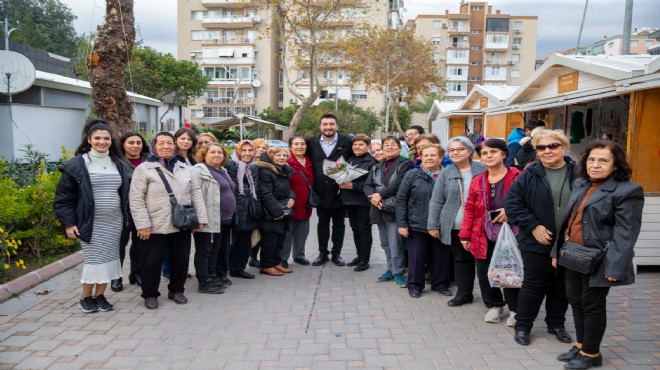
[{"xmin": 306, "ymin": 113, "xmax": 353, "ymax": 266}]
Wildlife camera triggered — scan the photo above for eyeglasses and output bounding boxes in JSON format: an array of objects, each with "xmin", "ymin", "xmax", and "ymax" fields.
[
  {"xmin": 404, "ymin": 132, "xmax": 419, "ymax": 138},
  {"xmin": 535, "ymin": 143, "xmax": 563, "ymax": 151},
  {"xmin": 447, "ymin": 147, "xmax": 468, "ymax": 153},
  {"xmin": 382, "ymin": 143, "xmax": 399, "ymax": 148}
]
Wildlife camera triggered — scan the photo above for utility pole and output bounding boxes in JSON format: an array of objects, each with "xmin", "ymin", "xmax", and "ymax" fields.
[
  {"xmin": 1, "ymin": 18, "xmax": 18, "ymax": 51},
  {"xmin": 622, "ymin": 0, "xmax": 633, "ymax": 55},
  {"xmin": 575, "ymin": 1, "xmax": 588, "ymax": 55}
]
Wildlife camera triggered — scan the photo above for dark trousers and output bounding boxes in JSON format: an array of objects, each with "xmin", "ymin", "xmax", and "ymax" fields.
[
  {"xmin": 316, "ymin": 206, "xmax": 345, "ymax": 256},
  {"xmin": 515, "ymin": 251, "xmax": 569, "ymax": 333},
  {"xmin": 119, "ymin": 226, "xmax": 141, "ymax": 275},
  {"xmin": 229, "ymin": 229, "xmax": 252, "ymax": 274},
  {"xmin": 214, "ymin": 225, "xmax": 232, "ymax": 277},
  {"xmin": 565, "ymin": 268, "xmax": 610, "ymax": 354},
  {"xmin": 408, "ymin": 230, "xmax": 451, "ymax": 292},
  {"xmin": 192, "ymin": 232, "xmax": 221, "ymax": 283},
  {"xmin": 475, "ymin": 240, "xmax": 519, "ymax": 310},
  {"xmin": 140, "ymin": 231, "xmax": 191, "ymax": 298},
  {"xmin": 251, "ymin": 243, "xmax": 260, "ymax": 259},
  {"xmin": 260, "ymin": 230, "xmax": 284, "ymax": 268},
  {"xmin": 447, "ymin": 230, "xmax": 475, "ymax": 300},
  {"xmin": 346, "ymin": 205, "xmax": 372, "ymax": 262}
]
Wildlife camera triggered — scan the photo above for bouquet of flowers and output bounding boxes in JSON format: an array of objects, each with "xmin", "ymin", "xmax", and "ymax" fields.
[{"xmin": 323, "ymin": 156, "xmax": 369, "ymax": 184}]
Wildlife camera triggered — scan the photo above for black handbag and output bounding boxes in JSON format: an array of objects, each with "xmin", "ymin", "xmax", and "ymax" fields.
[
  {"xmin": 298, "ymin": 170, "xmax": 320, "ymax": 208},
  {"xmin": 155, "ymin": 167, "xmax": 199, "ymax": 230},
  {"xmin": 264, "ymin": 199, "xmax": 293, "ymax": 220},
  {"xmin": 557, "ymin": 201, "xmax": 608, "ymax": 275},
  {"xmin": 558, "ymin": 241, "xmax": 608, "ymax": 275}
]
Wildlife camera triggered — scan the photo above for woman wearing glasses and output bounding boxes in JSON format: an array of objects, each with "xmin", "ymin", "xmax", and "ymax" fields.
[
  {"xmin": 505, "ymin": 130, "xmax": 576, "ymax": 346},
  {"xmin": 428, "ymin": 136, "xmax": 486, "ymax": 306}
]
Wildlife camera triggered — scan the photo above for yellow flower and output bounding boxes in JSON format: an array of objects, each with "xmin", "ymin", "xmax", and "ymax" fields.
[
  {"xmin": 15, "ymin": 261, "xmax": 19, "ymax": 267},
  {"xmin": 18, "ymin": 259, "xmax": 24, "ymax": 265},
  {"xmin": 3, "ymin": 263, "xmax": 8, "ymax": 269},
  {"xmin": 21, "ymin": 265, "xmax": 26, "ymax": 269}
]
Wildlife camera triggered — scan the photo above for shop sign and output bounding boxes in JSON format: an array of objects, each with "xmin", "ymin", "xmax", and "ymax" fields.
[{"xmin": 558, "ymin": 71, "xmax": 579, "ymax": 93}]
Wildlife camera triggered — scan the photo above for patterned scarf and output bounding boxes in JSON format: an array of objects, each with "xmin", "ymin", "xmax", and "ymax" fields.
[
  {"xmin": 421, "ymin": 165, "xmax": 440, "ymax": 184},
  {"xmin": 235, "ymin": 159, "xmax": 257, "ymax": 199}
]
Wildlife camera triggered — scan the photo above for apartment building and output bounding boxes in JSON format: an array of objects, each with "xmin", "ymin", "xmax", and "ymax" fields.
[
  {"xmin": 578, "ymin": 27, "xmax": 660, "ymax": 56},
  {"xmin": 178, "ymin": 0, "xmax": 402, "ymax": 126},
  {"xmin": 177, "ymin": 0, "xmax": 279, "ymax": 126},
  {"xmin": 407, "ymin": 2, "xmax": 537, "ymax": 101},
  {"xmin": 281, "ymin": 1, "xmax": 397, "ymax": 114}
]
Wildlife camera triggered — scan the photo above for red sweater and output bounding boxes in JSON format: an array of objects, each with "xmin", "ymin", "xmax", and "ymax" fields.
[{"xmin": 458, "ymin": 167, "xmax": 521, "ymax": 259}]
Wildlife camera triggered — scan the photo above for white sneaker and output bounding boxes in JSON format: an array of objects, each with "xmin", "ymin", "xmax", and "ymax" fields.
[
  {"xmin": 507, "ymin": 311, "xmax": 516, "ymax": 327},
  {"xmin": 484, "ymin": 307, "xmax": 504, "ymax": 323}
]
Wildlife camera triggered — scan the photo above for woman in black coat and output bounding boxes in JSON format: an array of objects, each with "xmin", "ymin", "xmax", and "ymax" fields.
[
  {"xmin": 505, "ymin": 130, "xmax": 576, "ymax": 346},
  {"xmin": 257, "ymin": 148, "xmax": 296, "ymax": 276},
  {"xmin": 54, "ymin": 121, "xmax": 131, "ymax": 313},
  {"xmin": 551, "ymin": 140, "xmax": 644, "ymax": 370},
  {"xmin": 339, "ymin": 134, "xmax": 376, "ymax": 272},
  {"xmin": 224, "ymin": 140, "xmax": 261, "ymax": 285},
  {"xmin": 396, "ymin": 144, "xmax": 451, "ymax": 298}
]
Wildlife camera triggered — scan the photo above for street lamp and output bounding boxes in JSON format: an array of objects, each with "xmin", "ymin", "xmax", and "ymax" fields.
[
  {"xmin": 236, "ymin": 113, "xmax": 246, "ymax": 140},
  {"xmin": 1, "ymin": 18, "xmax": 18, "ymax": 51}
]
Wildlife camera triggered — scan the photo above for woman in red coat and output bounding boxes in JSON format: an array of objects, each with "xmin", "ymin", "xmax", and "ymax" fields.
[
  {"xmin": 459, "ymin": 138, "xmax": 521, "ymax": 326},
  {"xmin": 280, "ymin": 135, "xmax": 314, "ymax": 267}
]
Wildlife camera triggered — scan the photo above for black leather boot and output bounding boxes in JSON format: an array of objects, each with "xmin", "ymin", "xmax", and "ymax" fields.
[{"xmin": 110, "ymin": 278, "xmax": 123, "ymax": 292}]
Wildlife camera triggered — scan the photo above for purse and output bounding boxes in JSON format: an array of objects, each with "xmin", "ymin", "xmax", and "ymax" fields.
[
  {"xmin": 264, "ymin": 199, "xmax": 293, "ymax": 220},
  {"xmin": 298, "ymin": 170, "xmax": 320, "ymax": 208},
  {"xmin": 155, "ymin": 167, "xmax": 199, "ymax": 230},
  {"xmin": 558, "ymin": 241, "xmax": 608, "ymax": 275},
  {"xmin": 481, "ymin": 176, "xmax": 518, "ymax": 242},
  {"xmin": 557, "ymin": 203, "xmax": 608, "ymax": 274}
]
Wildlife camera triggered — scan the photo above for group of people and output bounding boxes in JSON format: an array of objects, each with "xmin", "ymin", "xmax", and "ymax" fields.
[{"xmin": 54, "ymin": 116, "xmax": 643, "ymax": 370}]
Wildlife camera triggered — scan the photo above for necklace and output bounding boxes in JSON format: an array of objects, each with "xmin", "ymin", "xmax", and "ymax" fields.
[{"xmin": 298, "ymin": 157, "xmax": 306, "ymax": 165}]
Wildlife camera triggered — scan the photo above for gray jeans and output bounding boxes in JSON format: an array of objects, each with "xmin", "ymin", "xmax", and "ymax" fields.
[
  {"xmin": 281, "ymin": 219, "xmax": 310, "ymax": 261},
  {"xmin": 377, "ymin": 220, "xmax": 404, "ymax": 274}
]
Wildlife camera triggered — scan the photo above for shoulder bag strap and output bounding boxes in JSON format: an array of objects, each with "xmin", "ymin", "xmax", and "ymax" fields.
[
  {"xmin": 298, "ymin": 170, "xmax": 314, "ymax": 192},
  {"xmin": 155, "ymin": 167, "xmax": 179, "ymax": 205}
]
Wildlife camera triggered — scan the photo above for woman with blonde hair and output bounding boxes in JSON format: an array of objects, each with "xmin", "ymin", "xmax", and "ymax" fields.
[
  {"xmin": 191, "ymin": 143, "xmax": 235, "ymax": 293},
  {"xmin": 256, "ymin": 147, "xmax": 295, "ymax": 276},
  {"xmin": 506, "ymin": 130, "xmax": 575, "ymax": 346},
  {"xmin": 197, "ymin": 133, "xmax": 218, "ymax": 149}
]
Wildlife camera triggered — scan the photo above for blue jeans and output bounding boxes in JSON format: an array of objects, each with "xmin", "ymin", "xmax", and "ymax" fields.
[{"xmin": 377, "ymin": 220, "xmax": 404, "ymax": 274}]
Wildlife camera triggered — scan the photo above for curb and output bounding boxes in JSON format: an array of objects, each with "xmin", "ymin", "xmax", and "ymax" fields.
[{"xmin": 0, "ymin": 251, "xmax": 83, "ymax": 303}]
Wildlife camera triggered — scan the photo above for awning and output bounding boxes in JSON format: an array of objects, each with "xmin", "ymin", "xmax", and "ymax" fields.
[
  {"xmin": 439, "ymin": 109, "xmax": 482, "ymax": 118},
  {"xmin": 486, "ymin": 87, "xmax": 621, "ymax": 115}
]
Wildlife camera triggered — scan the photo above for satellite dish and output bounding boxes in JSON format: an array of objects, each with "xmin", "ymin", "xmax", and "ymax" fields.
[
  {"xmin": 251, "ymin": 79, "xmax": 262, "ymax": 88},
  {"xmin": 0, "ymin": 51, "xmax": 36, "ymax": 95}
]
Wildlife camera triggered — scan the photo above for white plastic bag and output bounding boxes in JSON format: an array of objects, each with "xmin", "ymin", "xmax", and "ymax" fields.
[{"xmin": 487, "ymin": 222, "xmax": 524, "ymax": 288}]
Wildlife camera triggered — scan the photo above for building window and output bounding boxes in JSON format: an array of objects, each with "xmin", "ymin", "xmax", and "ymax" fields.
[
  {"xmin": 448, "ymin": 66, "xmax": 466, "ymax": 76},
  {"xmin": 513, "ymin": 37, "xmax": 522, "ymax": 46},
  {"xmin": 471, "ymin": 30, "xmax": 482, "ymax": 34},
  {"xmin": 351, "ymin": 91, "xmax": 368, "ymax": 100},
  {"xmin": 191, "ymin": 109, "xmax": 203, "ymax": 119},
  {"xmin": 513, "ymin": 21, "xmax": 522, "ymax": 32},
  {"xmin": 487, "ymin": 34, "xmax": 509, "ymax": 44},
  {"xmin": 471, "ymin": 6, "xmax": 484, "ymax": 10},
  {"xmin": 630, "ymin": 40, "xmax": 638, "ymax": 47},
  {"xmin": 511, "ymin": 69, "xmax": 520, "ymax": 78},
  {"xmin": 447, "ymin": 49, "xmax": 468, "ymax": 59},
  {"xmin": 432, "ymin": 20, "xmax": 441, "ymax": 29},
  {"xmin": 446, "ymin": 82, "xmax": 467, "ymax": 92},
  {"xmin": 511, "ymin": 53, "xmax": 520, "ymax": 63},
  {"xmin": 471, "ymin": 46, "xmax": 481, "ymax": 50},
  {"xmin": 486, "ymin": 18, "xmax": 509, "ymax": 32},
  {"xmin": 432, "ymin": 36, "xmax": 442, "ymax": 45},
  {"xmin": 645, "ymin": 40, "xmax": 654, "ymax": 47}
]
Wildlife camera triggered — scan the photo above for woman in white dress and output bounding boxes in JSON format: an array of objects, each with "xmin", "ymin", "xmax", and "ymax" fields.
[{"xmin": 54, "ymin": 121, "xmax": 131, "ymax": 313}]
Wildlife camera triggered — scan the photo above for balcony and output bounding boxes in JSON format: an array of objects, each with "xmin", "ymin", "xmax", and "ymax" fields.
[
  {"xmin": 446, "ymin": 52, "xmax": 469, "ymax": 64},
  {"xmin": 201, "ymin": 0, "xmax": 249, "ymax": 8},
  {"xmin": 448, "ymin": 26, "xmax": 470, "ymax": 34},
  {"xmin": 202, "ymin": 15, "xmax": 259, "ymax": 28},
  {"xmin": 450, "ymin": 42, "xmax": 470, "ymax": 48},
  {"xmin": 207, "ymin": 78, "xmax": 255, "ymax": 85},
  {"xmin": 202, "ymin": 36, "xmax": 256, "ymax": 45},
  {"xmin": 446, "ymin": 74, "xmax": 468, "ymax": 82},
  {"xmin": 204, "ymin": 97, "xmax": 255, "ymax": 105},
  {"xmin": 446, "ymin": 89, "xmax": 468, "ymax": 97},
  {"xmin": 484, "ymin": 67, "xmax": 507, "ymax": 81}
]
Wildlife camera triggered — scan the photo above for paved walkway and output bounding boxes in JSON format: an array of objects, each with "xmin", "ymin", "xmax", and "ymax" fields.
[{"xmin": 1, "ymin": 219, "xmax": 659, "ymax": 369}]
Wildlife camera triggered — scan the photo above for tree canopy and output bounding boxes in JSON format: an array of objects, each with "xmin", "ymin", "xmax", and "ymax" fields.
[
  {"xmin": 343, "ymin": 26, "xmax": 445, "ymax": 134},
  {"xmin": 1, "ymin": 0, "xmax": 80, "ymax": 58}
]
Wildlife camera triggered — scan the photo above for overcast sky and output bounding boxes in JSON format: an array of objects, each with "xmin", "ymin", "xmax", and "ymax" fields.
[{"xmin": 64, "ymin": 0, "xmax": 659, "ymax": 59}]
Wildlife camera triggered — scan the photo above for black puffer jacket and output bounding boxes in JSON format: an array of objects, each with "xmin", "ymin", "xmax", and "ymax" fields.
[
  {"xmin": 257, "ymin": 154, "xmax": 295, "ymax": 234},
  {"xmin": 514, "ymin": 140, "xmax": 537, "ymax": 170},
  {"xmin": 340, "ymin": 153, "xmax": 375, "ymax": 207},
  {"xmin": 363, "ymin": 156, "xmax": 413, "ymax": 224},
  {"xmin": 54, "ymin": 155, "xmax": 131, "ymax": 243},
  {"xmin": 395, "ymin": 168, "xmax": 435, "ymax": 233},
  {"xmin": 226, "ymin": 160, "xmax": 261, "ymax": 231},
  {"xmin": 505, "ymin": 158, "xmax": 577, "ymax": 255}
]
